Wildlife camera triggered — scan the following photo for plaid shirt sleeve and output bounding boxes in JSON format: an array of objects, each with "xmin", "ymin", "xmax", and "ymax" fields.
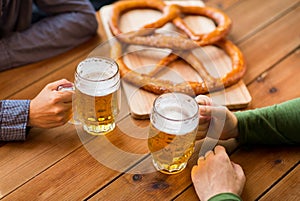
[{"xmin": 0, "ymin": 100, "xmax": 30, "ymax": 141}]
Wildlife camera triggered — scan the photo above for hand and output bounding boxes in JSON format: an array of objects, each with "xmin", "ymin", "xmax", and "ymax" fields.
[
  {"xmin": 28, "ymin": 79, "xmax": 74, "ymax": 128},
  {"xmin": 191, "ymin": 145, "xmax": 246, "ymax": 201},
  {"xmin": 195, "ymin": 95, "xmax": 239, "ymax": 140}
]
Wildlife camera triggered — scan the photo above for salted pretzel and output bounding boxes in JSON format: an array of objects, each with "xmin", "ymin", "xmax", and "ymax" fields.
[
  {"xmin": 108, "ymin": 0, "xmax": 246, "ymax": 96},
  {"xmin": 111, "ymin": 38, "xmax": 245, "ymax": 95}
]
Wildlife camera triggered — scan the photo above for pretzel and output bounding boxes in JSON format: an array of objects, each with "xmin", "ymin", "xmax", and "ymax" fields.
[
  {"xmin": 111, "ymin": 38, "xmax": 245, "ymax": 95},
  {"xmin": 109, "ymin": 0, "xmax": 232, "ymax": 47},
  {"xmin": 108, "ymin": 0, "xmax": 246, "ymax": 96}
]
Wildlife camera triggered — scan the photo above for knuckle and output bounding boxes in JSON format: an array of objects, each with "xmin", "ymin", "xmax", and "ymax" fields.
[
  {"xmin": 52, "ymin": 107, "xmax": 63, "ymax": 115},
  {"xmin": 51, "ymin": 96, "xmax": 61, "ymax": 104},
  {"xmin": 54, "ymin": 115, "xmax": 67, "ymax": 125}
]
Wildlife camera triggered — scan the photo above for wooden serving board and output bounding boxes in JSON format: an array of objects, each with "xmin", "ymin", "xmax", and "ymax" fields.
[{"xmin": 99, "ymin": 1, "xmax": 252, "ymax": 119}]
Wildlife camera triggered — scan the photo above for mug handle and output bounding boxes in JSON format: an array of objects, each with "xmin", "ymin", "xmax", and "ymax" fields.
[{"xmin": 57, "ymin": 84, "xmax": 81, "ymax": 125}]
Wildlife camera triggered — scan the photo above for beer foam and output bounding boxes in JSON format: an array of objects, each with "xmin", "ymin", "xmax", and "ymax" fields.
[
  {"xmin": 152, "ymin": 105, "xmax": 198, "ymax": 135},
  {"xmin": 76, "ymin": 77, "xmax": 120, "ymax": 96},
  {"xmin": 75, "ymin": 57, "xmax": 120, "ymax": 96},
  {"xmin": 151, "ymin": 93, "xmax": 199, "ymax": 135},
  {"xmin": 159, "ymin": 105, "xmax": 192, "ymax": 120}
]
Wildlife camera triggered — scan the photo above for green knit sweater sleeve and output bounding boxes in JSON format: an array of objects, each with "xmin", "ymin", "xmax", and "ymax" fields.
[
  {"xmin": 208, "ymin": 193, "xmax": 242, "ymax": 201},
  {"xmin": 234, "ymin": 98, "xmax": 300, "ymax": 145}
]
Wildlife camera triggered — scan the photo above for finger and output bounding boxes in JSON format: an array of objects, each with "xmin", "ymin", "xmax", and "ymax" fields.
[
  {"xmin": 214, "ymin": 145, "xmax": 226, "ymax": 154},
  {"xmin": 47, "ymin": 79, "xmax": 73, "ymax": 90},
  {"xmin": 65, "ymin": 106, "xmax": 73, "ymax": 119},
  {"xmin": 232, "ymin": 161, "xmax": 246, "ymax": 181},
  {"xmin": 55, "ymin": 91, "xmax": 74, "ymax": 103},
  {"xmin": 57, "ymin": 83, "xmax": 74, "ymax": 91},
  {"xmin": 204, "ymin": 150, "xmax": 214, "ymax": 158},
  {"xmin": 199, "ymin": 105, "xmax": 212, "ymax": 117},
  {"xmin": 197, "ymin": 156, "xmax": 205, "ymax": 163},
  {"xmin": 195, "ymin": 95, "xmax": 212, "ymax": 106},
  {"xmin": 214, "ymin": 146, "xmax": 232, "ymax": 163},
  {"xmin": 54, "ymin": 110, "xmax": 71, "ymax": 126},
  {"xmin": 199, "ymin": 105, "xmax": 228, "ymax": 120},
  {"xmin": 191, "ymin": 165, "xmax": 199, "ymax": 180},
  {"xmin": 198, "ymin": 119, "xmax": 210, "ymax": 130},
  {"xmin": 199, "ymin": 115, "xmax": 211, "ymax": 123},
  {"xmin": 231, "ymin": 161, "xmax": 246, "ymax": 194}
]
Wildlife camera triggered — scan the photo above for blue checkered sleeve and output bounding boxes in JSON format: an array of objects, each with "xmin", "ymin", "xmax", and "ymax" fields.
[{"xmin": 0, "ymin": 100, "xmax": 30, "ymax": 141}]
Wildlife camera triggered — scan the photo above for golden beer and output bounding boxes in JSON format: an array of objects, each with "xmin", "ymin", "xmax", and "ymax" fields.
[
  {"xmin": 75, "ymin": 88, "xmax": 120, "ymax": 135},
  {"xmin": 148, "ymin": 92, "xmax": 199, "ymax": 174},
  {"xmin": 74, "ymin": 57, "xmax": 120, "ymax": 135},
  {"xmin": 148, "ymin": 124, "xmax": 197, "ymax": 174}
]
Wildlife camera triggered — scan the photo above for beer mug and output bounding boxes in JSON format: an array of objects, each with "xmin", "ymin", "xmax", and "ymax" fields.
[
  {"xmin": 74, "ymin": 57, "xmax": 121, "ymax": 135},
  {"xmin": 148, "ymin": 92, "xmax": 199, "ymax": 174}
]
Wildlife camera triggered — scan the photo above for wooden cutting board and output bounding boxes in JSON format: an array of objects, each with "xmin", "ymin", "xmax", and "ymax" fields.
[{"xmin": 99, "ymin": 1, "xmax": 252, "ymax": 119}]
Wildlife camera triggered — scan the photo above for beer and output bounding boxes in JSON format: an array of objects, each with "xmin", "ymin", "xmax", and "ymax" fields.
[
  {"xmin": 75, "ymin": 88, "xmax": 120, "ymax": 135},
  {"xmin": 148, "ymin": 93, "xmax": 199, "ymax": 174},
  {"xmin": 148, "ymin": 124, "xmax": 197, "ymax": 174},
  {"xmin": 74, "ymin": 57, "xmax": 120, "ymax": 135}
]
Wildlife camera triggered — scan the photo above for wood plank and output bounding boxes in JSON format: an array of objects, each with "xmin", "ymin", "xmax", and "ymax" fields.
[
  {"xmin": 0, "ymin": 124, "xmax": 82, "ymax": 199},
  {"xmin": 227, "ymin": 0, "xmax": 299, "ymax": 43},
  {"xmin": 241, "ymin": 6, "xmax": 300, "ymax": 84},
  {"xmin": 8, "ymin": 57, "xmax": 85, "ymax": 99},
  {"xmin": 259, "ymin": 165, "xmax": 300, "ymax": 201},
  {"xmin": 89, "ymin": 155, "xmax": 194, "ymax": 201},
  {"xmin": 247, "ymin": 48, "xmax": 300, "ymax": 108},
  {"xmin": 1, "ymin": 118, "xmax": 150, "ymax": 200},
  {"xmin": 234, "ymin": 147, "xmax": 300, "ymax": 201},
  {"xmin": 1, "ymin": 145, "xmax": 118, "ymax": 200},
  {"xmin": 174, "ymin": 186, "xmax": 199, "ymax": 201},
  {"xmin": 0, "ymin": 111, "xmax": 131, "ymax": 199},
  {"xmin": 204, "ymin": 0, "xmax": 240, "ymax": 9}
]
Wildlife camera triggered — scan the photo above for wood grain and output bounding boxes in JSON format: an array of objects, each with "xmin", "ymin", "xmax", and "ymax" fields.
[
  {"xmin": 0, "ymin": 124, "xmax": 81, "ymax": 198},
  {"xmin": 234, "ymin": 147, "xmax": 300, "ymax": 201},
  {"xmin": 240, "ymin": 6, "xmax": 300, "ymax": 84},
  {"xmin": 1, "ymin": 120, "xmax": 150, "ymax": 200},
  {"xmin": 259, "ymin": 165, "xmax": 300, "ymax": 201},
  {"xmin": 248, "ymin": 49, "xmax": 300, "ymax": 108},
  {"xmin": 228, "ymin": 0, "xmax": 299, "ymax": 43}
]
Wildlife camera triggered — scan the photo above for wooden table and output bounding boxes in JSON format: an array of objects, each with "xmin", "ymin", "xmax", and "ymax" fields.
[{"xmin": 0, "ymin": 0, "xmax": 299, "ymax": 200}]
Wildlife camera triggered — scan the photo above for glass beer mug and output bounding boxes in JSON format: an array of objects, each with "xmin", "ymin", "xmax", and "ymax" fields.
[
  {"xmin": 74, "ymin": 57, "xmax": 121, "ymax": 135},
  {"xmin": 148, "ymin": 92, "xmax": 199, "ymax": 174}
]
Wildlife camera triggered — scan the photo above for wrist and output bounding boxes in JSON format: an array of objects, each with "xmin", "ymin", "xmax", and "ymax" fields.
[
  {"xmin": 208, "ymin": 192, "xmax": 242, "ymax": 201},
  {"xmin": 28, "ymin": 100, "xmax": 36, "ymax": 127}
]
